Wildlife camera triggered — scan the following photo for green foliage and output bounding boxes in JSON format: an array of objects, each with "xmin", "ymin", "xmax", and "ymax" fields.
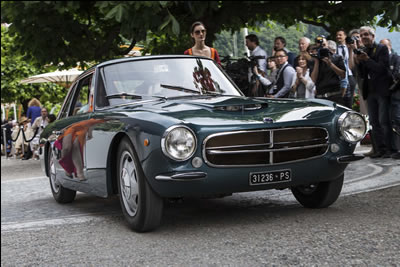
[
  {"xmin": 214, "ymin": 22, "xmax": 328, "ymax": 59},
  {"xmin": 1, "ymin": 25, "xmax": 66, "ymax": 113},
  {"xmin": 2, "ymin": 1, "xmax": 398, "ymax": 68},
  {"xmin": 142, "ymin": 32, "xmax": 192, "ymax": 56},
  {"xmin": 1, "ymin": 1, "xmax": 182, "ymax": 68},
  {"xmin": 1, "ymin": 1, "xmax": 399, "ymax": 109}
]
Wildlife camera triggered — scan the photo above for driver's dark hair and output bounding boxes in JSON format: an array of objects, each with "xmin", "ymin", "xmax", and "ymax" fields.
[{"xmin": 245, "ymin": 34, "xmax": 259, "ymax": 46}]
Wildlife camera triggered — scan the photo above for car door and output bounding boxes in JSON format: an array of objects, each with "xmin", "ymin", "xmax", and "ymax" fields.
[{"xmin": 52, "ymin": 73, "xmax": 94, "ymax": 193}]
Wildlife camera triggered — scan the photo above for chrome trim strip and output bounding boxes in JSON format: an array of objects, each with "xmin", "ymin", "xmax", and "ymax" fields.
[
  {"xmin": 206, "ymin": 143, "xmax": 329, "ymax": 155},
  {"xmin": 270, "ymin": 129, "xmax": 274, "ymax": 164},
  {"xmin": 244, "ymin": 105, "xmax": 262, "ymax": 111},
  {"xmin": 273, "ymin": 137, "xmax": 328, "ymax": 145},
  {"xmin": 155, "ymin": 172, "xmax": 207, "ymax": 181},
  {"xmin": 336, "ymin": 154, "xmax": 364, "ymax": 163},
  {"xmin": 206, "ymin": 142, "xmax": 273, "ymax": 150},
  {"xmin": 202, "ymin": 127, "xmax": 329, "ymax": 168}
]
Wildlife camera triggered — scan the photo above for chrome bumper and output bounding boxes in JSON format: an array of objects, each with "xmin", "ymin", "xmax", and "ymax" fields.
[
  {"xmin": 333, "ymin": 154, "xmax": 365, "ymax": 164},
  {"xmin": 155, "ymin": 172, "xmax": 207, "ymax": 181}
]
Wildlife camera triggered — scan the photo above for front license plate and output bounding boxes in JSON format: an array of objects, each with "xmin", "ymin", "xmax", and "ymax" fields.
[{"xmin": 249, "ymin": 169, "xmax": 291, "ymax": 186}]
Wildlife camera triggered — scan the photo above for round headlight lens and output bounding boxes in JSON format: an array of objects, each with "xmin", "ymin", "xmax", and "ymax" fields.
[
  {"xmin": 338, "ymin": 112, "xmax": 367, "ymax": 144},
  {"xmin": 162, "ymin": 126, "xmax": 197, "ymax": 161}
]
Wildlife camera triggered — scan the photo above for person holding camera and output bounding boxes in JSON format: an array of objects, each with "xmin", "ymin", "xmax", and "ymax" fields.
[
  {"xmin": 310, "ymin": 38, "xmax": 346, "ymax": 104},
  {"xmin": 347, "ymin": 29, "xmax": 369, "ymax": 116},
  {"xmin": 245, "ymin": 34, "xmax": 268, "ymax": 96},
  {"xmin": 265, "ymin": 56, "xmax": 279, "ymax": 88},
  {"xmin": 266, "ymin": 49, "xmax": 296, "ymax": 98},
  {"xmin": 245, "ymin": 34, "xmax": 267, "ymax": 73},
  {"xmin": 380, "ymin": 38, "xmax": 400, "ymax": 159},
  {"xmin": 356, "ymin": 26, "xmax": 396, "ymax": 158},
  {"xmin": 252, "ymin": 56, "xmax": 279, "ymax": 96},
  {"xmin": 336, "ymin": 29, "xmax": 357, "ymax": 109}
]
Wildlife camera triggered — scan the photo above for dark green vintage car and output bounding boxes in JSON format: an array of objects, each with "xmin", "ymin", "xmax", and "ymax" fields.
[{"xmin": 40, "ymin": 55, "xmax": 367, "ymax": 232}]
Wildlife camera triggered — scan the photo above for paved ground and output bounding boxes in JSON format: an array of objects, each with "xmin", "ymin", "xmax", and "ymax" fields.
[{"xmin": 1, "ymin": 144, "xmax": 400, "ymax": 266}]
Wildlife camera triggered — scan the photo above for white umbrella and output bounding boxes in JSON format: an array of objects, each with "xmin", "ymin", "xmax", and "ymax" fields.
[{"xmin": 20, "ymin": 68, "xmax": 83, "ymax": 88}]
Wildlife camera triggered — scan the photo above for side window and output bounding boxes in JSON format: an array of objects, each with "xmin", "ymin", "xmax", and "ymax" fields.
[
  {"xmin": 70, "ymin": 75, "xmax": 93, "ymax": 116},
  {"xmin": 58, "ymin": 83, "xmax": 78, "ymax": 119},
  {"xmin": 95, "ymin": 71, "xmax": 109, "ymax": 108}
]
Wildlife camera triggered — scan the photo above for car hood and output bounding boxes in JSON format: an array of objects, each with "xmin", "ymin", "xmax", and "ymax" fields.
[{"xmin": 116, "ymin": 96, "xmax": 337, "ymax": 126}]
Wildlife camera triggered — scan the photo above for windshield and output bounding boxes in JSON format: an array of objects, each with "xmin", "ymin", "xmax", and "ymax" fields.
[{"xmin": 101, "ymin": 57, "xmax": 242, "ymax": 105}]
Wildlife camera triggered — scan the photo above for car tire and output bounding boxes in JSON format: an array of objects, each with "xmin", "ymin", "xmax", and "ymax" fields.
[
  {"xmin": 117, "ymin": 137, "xmax": 163, "ymax": 232},
  {"xmin": 291, "ymin": 174, "xmax": 344, "ymax": 208},
  {"xmin": 48, "ymin": 146, "xmax": 76, "ymax": 203}
]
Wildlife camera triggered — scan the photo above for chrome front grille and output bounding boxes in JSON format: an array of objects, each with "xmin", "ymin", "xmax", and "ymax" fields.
[{"xmin": 203, "ymin": 127, "xmax": 329, "ymax": 167}]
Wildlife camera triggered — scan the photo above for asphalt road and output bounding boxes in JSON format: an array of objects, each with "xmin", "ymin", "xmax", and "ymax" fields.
[{"xmin": 1, "ymin": 147, "xmax": 399, "ymax": 266}]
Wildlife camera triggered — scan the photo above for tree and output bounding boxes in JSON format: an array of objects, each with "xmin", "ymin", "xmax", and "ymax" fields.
[
  {"xmin": 1, "ymin": 25, "xmax": 66, "ymax": 114},
  {"xmin": 214, "ymin": 22, "xmax": 329, "ymax": 59},
  {"xmin": 1, "ymin": 1, "xmax": 399, "ymax": 68}
]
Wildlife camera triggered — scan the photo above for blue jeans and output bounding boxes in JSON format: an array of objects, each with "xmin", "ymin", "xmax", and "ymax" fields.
[{"xmin": 367, "ymin": 91, "xmax": 394, "ymax": 153}]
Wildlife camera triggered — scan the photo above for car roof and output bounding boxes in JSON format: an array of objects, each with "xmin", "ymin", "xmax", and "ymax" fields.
[{"xmin": 78, "ymin": 55, "xmax": 213, "ymax": 80}]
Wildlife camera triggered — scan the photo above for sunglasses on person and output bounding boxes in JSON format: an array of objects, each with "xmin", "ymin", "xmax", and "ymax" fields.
[{"xmin": 194, "ymin": 29, "xmax": 206, "ymax": 35}]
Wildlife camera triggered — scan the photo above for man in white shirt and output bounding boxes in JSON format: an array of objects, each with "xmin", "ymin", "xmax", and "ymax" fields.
[
  {"xmin": 245, "ymin": 34, "xmax": 267, "ymax": 73},
  {"xmin": 245, "ymin": 34, "xmax": 268, "ymax": 96},
  {"xmin": 336, "ymin": 29, "xmax": 356, "ymax": 109}
]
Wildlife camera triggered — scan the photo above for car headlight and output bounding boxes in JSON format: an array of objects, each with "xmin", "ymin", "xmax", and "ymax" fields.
[
  {"xmin": 161, "ymin": 125, "xmax": 197, "ymax": 161},
  {"xmin": 337, "ymin": 111, "xmax": 367, "ymax": 144}
]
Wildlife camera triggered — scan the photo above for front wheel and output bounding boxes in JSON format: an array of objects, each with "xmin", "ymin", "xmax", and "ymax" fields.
[
  {"xmin": 117, "ymin": 137, "xmax": 163, "ymax": 232},
  {"xmin": 48, "ymin": 146, "xmax": 76, "ymax": 203},
  {"xmin": 291, "ymin": 174, "xmax": 344, "ymax": 208}
]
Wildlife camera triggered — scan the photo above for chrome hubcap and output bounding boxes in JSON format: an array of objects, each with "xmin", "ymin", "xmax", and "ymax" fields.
[
  {"xmin": 49, "ymin": 153, "xmax": 60, "ymax": 193},
  {"xmin": 120, "ymin": 151, "xmax": 139, "ymax": 216}
]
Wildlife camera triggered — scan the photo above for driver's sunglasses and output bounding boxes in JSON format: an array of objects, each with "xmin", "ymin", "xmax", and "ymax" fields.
[{"xmin": 194, "ymin": 29, "xmax": 206, "ymax": 35}]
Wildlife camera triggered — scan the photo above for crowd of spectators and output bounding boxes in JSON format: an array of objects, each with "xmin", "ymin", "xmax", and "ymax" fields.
[
  {"xmin": 240, "ymin": 28, "xmax": 399, "ymax": 159},
  {"xmin": 2, "ymin": 25, "xmax": 399, "ymax": 161},
  {"xmin": 1, "ymin": 98, "xmax": 56, "ymax": 160}
]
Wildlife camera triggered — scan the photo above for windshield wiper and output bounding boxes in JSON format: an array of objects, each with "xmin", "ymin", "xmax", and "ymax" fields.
[
  {"xmin": 202, "ymin": 91, "xmax": 222, "ymax": 96},
  {"xmin": 106, "ymin": 93, "xmax": 142, "ymax": 99},
  {"xmin": 160, "ymin": 84, "xmax": 201, "ymax": 94}
]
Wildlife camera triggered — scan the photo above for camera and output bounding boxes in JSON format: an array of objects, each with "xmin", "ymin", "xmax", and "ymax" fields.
[
  {"xmin": 345, "ymin": 36, "xmax": 359, "ymax": 45},
  {"xmin": 312, "ymin": 35, "xmax": 331, "ymax": 59},
  {"xmin": 248, "ymin": 55, "xmax": 265, "ymax": 68},
  {"xmin": 318, "ymin": 48, "xmax": 331, "ymax": 59},
  {"xmin": 315, "ymin": 35, "xmax": 325, "ymax": 45},
  {"xmin": 353, "ymin": 47, "xmax": 366, "ymax": 55},
  {"xmin": 310, "ymin": 47, "xmax": 331, "ymax": 60}
]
